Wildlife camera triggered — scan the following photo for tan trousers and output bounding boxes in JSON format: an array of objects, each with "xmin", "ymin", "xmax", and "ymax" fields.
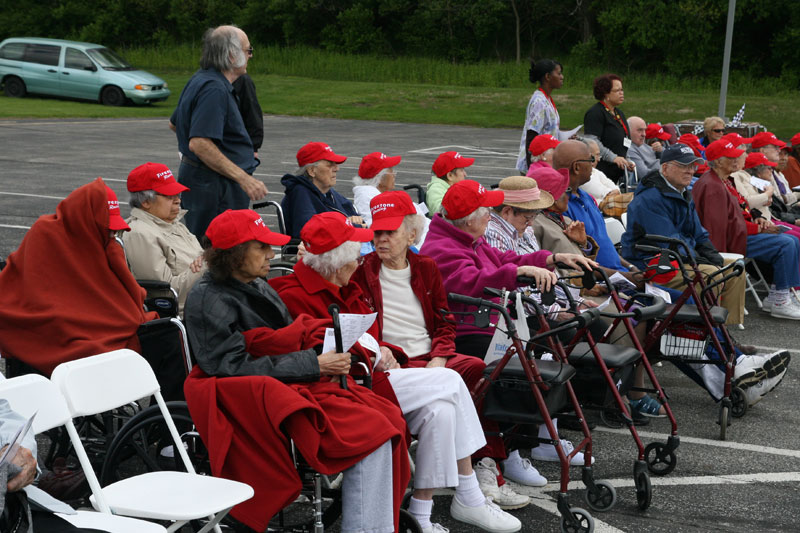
[{"xmin": 659, "ymin": 257, "xmax": 745, "ymax": 325}]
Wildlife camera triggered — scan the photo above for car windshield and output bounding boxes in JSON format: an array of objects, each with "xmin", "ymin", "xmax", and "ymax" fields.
[{"xmin": 86, "ymin": 48, "xmax": 135, "ymax": 71}]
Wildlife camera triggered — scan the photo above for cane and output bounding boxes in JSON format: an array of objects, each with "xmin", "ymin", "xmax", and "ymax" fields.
[{"xmin": 328, "ymin": 303, "xmax": 348, "ymax": 390}]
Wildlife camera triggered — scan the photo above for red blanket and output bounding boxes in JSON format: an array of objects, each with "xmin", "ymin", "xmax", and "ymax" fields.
[
  {"xmin": 0, "ymin": 178, "xmax": 156, "ymax": 375},
  {"xmin": 184, "ymin": 367, "xmax": 410, "ymax": 532}
]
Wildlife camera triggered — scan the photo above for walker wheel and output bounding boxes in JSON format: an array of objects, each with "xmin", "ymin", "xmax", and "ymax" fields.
[
  {"xmin": 731, "ymin": 386, "xmax": 748, "ymax": 418},
  {"xmin": 398, "ymin": 509, "xmax": 423, "ymax": 533},
  {"xmin": 635, "ymin": 470, "xmax": 652, "ymax": 510},
  {"xmin": 644, "ymin": 442, "xmax": 677, "ymax": 476},
  {"xmin": 718, "ymin": 405, "xmax": 729, "ymax": 440},
  {"xmin": 560, "ymin": 507, "xmax": 594, "ymax": 533},
  {"xmin": 583, "ymin": 480, "xmax": 617, "ymax": 512}
]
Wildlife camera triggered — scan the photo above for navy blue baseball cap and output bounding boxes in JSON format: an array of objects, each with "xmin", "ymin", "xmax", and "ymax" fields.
[{"xmin": 660, "ymin": 143, "xmax": 704, "ymax": 165}]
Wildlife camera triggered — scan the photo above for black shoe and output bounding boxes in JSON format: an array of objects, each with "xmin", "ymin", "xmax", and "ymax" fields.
[
  {"xmin": 600, "ymin": 408, "xmax": 649, "ymax": 428},
  {"xmin": 558, "ymin": 415, "xmax": 597, "ymax": 431}
]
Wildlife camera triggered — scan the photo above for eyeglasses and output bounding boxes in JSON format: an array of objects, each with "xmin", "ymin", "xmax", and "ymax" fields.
[
  {"xmin": 512, "ymin": 208, "xmax": 541, "ymax": 221},
  {"xmin": 712, "ymin": 128, "xmax": 725, "ymax": 133},
  {"xmin": 565, "ymin": 187, "xmax": 573, "ymax": 194},
  {"xmin": 243, "ymin": 46, "xmax": 254, "ymax": 56},
  {"xmin": 157, "ymin": 193, "xmax": 181, "ymax": 201},
  {"xmin": 667, "ymin": 162, "xmax": 698, "ymax": 173},
  {"xmin": 573, "ymin": 155, "xmax": 596, "ymax": 165}
]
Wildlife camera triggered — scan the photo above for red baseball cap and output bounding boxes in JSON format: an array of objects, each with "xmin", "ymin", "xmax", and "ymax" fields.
[
  {"xmin": 646, "ymin": 256, "xmax": 678, "ymax": 284},
  {"xmin": 432, "ymin": 151, "xmax": 475, "ymax": 178},
  {"xmin": 296, "ymin": 142, "xmax": 347, "ymax": 167},
  {"xmin": 751, "ymin": 131, "xmax": 786, "ymax": 149},
  {"xmin": 106, "ymin": 186, "xmax": 130, "ymax": 232},
  {"xmin": 744, "ymin": 152, "xmax": 777, "ymax": 169},
  {"xmin": 370, "ymin": 191, "xmax": 417, "ymax": 231},
  {"xmin": 441, "ymin": 179, "xmax": 504, "ymax": 220},
  {"xmin": 705, "ymin": 139, "xmax": 745, "ymax": 161},
  {"xmin": 790, "ymin": 133, "xmax": 800, "ymax": 147},
  {"xmin": 127, "ymin": 162, "xmax": 189, "ymax": 195},
  {"xmin": 205, "ymin": 209, "xmax": 291, "ymax": 250},
  {"xmin": 358, "ymin": 152, "xmax": 402, "ymax": 179},
  {"xmin": 677, "ymin": 134, "xmax": 705, "ymax": 157},
  {"xmin": 301, "ymin": 212, "xmax": 373, "ymax": 254},
  {"xmin": 645, "ymin": 124, "xmax": 670, "ymax": 141},
  {"xmin": 720, "ymin": 132, "xmax": 753, "ymax": 146},
  {"xmin": 528, "ymin": 134, "xmax": 560, "ymax": 156}
]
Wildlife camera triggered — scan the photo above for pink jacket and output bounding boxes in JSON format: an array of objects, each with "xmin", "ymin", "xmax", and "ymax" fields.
[{"xmin": 419, "ymin": 214, "xmax": 552, "ymax": 336}]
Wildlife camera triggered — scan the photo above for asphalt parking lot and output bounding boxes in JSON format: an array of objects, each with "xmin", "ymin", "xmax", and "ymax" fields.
[{"xmin": 0, "ymin": 116, "xmax": 798, "ymax": 532}]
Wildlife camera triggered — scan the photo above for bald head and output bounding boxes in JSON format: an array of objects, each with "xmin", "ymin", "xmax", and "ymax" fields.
[
  {"xmin": 553, "ymin": 140, "xmax": 592, "ymax": 188},
  {"xmin": 628, "ymin": 116, "xmax": 646, "ymax": 146}
]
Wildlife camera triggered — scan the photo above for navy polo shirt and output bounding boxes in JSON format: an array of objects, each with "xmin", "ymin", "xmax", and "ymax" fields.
[
  {"xmin": 565, "ymin": 188, "xmax": 627, "ymax": 271},
  {"xmin": 170, "ymin": 68, "xmax": 256, "ymax": 174}
]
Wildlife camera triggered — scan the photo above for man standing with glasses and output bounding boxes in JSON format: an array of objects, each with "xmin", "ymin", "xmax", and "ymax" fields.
[{"xmin": 169, "ymin": 24, "xmax": 267, "ymax": 237}]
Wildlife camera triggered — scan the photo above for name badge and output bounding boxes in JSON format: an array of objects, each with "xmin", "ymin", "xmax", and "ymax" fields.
[{"xmin": 623, "ymin": 137, "xmax": 632, "ymax": 149}]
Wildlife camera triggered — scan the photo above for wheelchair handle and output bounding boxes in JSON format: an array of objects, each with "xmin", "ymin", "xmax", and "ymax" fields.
[
  {"xmin": 642, "ymin": 234, "xmax": 693, "ymax": 259},
  {"xmin": 628, "ymin": 293, "xmax": 666, "ymax": 321},
  {"xmin": 448, "ymin": 293, "xmax": 513, "ymax": 325},
  {"xmin": 252, "ymin": 201, "xmax": 270, "ymax": 209},
  {"xmin": 516, "ymin": 276, "xmax": 557, "ymax": 306},
  {"xmin": 328, "ymin": 304, "xmax": 347, "ymax": 390},
  {"xmin": 701, "ymin": 259, "xmax": 745, "ymax": 302}
]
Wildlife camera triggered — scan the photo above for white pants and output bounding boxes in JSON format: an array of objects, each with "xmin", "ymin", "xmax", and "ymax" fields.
[{"xmin": 386, "ymin": 367, "xmax": 486, "ymax": 489}]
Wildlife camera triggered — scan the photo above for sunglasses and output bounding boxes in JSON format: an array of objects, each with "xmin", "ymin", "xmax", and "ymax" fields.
[
  {"xmin": 512, "ymin": 208, "xmax": 541, "ymax": 221},
  {"xmin": 573, "ymin": 155, "xmax": 596, "ymax": 165},
  {"xmin": 712, "ymin": 128, "xmax": 725, "ymax": 133}
]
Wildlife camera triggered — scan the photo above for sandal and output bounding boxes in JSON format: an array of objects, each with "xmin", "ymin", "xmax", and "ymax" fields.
[{"xmin": 628, "ymin": 395, "xmax": 666, "ymax": 418}]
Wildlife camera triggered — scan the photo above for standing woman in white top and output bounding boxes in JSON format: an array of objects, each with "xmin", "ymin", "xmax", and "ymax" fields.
[{"xmin": 516, "ymin": 59, "xmax": 563, "ymax": 174}]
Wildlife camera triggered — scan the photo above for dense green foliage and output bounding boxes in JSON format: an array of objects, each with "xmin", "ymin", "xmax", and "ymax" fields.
[{"xmin": 1, "ymin": 0, "xmax": 799, "ymax": 87}]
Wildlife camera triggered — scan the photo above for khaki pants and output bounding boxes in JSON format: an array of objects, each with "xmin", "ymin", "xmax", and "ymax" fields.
[{"xmin": 659, "ymin": 258, "xmax": 745, "ymax": 325}]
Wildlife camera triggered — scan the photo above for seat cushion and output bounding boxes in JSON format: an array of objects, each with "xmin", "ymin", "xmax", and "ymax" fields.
[
  {"xmin": 567, "ymin": 342, "xmax": 641, "ymax": 368},
  {"xmin": 660, "ymin": 304, "xmax": 728, "ymax": 325},
  {"xmin": 484, "ymin": 356, "xmax": 575, "ymax": 385}
]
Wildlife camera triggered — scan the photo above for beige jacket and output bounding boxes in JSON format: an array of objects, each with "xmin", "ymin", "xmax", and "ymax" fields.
[
  {"xmin": 730, "ymin": 170, "xmax": 773, "ymax": 220},
  {"xmin": 123, "ymin": 207, "xmax": 204, "ymax": 315},
  {"xmin": 533, "ymin": 212, "xmax": 599, "ymax": 260}
]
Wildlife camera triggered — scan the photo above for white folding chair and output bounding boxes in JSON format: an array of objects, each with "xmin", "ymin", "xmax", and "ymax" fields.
[
  {"xmin": 620, "ymin": 211, "xmax": 628, "ymax": 229},
  {"xmin": 0, "ymin": 374, "xmax": 167, "ymax": 533},
  {"xmin": 604, "ymin": 216, "xmax": 626, "ymax": 245},
  {"xmin": 50, "ymin": 349, "xmax": 254, "ymax": 533}
]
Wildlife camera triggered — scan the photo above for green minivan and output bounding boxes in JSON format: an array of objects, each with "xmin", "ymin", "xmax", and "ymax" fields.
[{"xmin": 0, "ymin": 37, "xmax": 170, "ymax": 106}]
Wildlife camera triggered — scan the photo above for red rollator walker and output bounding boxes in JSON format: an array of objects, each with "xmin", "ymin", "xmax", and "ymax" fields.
[{"xmin": 448, "ymin": 289, "xmax": 608, "ymax": 533}]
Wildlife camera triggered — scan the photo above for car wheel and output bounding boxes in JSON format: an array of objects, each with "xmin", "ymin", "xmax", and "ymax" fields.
[
  {"xmin": 4, "ymin": 76, "xmax": 26, "ymax": 98},
  {"xmin": 101, "ymin": 85, "xmax": 125, "ymax": 106}
]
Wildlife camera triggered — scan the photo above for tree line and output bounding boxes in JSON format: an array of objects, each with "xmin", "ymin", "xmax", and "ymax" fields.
[{"xmin": 1, "ymin": 0, "xmax": 798, "ymax": 83}]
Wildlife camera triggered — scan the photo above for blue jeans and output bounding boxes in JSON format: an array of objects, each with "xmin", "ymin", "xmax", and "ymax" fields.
[
  {"xmin": 178, "ymin": 161, "xmax": 250, "ymax": 237},
  {"xmin": 746, "ymin": 233, "xmax": 800, "ymax": 290}
]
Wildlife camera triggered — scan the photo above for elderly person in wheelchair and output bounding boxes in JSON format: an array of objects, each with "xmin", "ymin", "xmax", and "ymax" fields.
[
  {"xmin": 271, "ymin": 212, "xmax": 522, "ymax": 533},
  {"xmin": 183, "ymin": 209, "xmax": 411, "ymax": 533},
  {"xmin": 123, "ymin": 162, "xmax": 205, "ymax": 315},
  {"xmin": 0, "ymin": 179, "xmax": 160, "ymax": 378}
]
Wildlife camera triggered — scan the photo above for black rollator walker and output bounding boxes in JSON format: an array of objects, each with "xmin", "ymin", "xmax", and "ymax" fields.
[{"xmin": 447, "ymin": 289, "xmax": 606, "ymax": 533}]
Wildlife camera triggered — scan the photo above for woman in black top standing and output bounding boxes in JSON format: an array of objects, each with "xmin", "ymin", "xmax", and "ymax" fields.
[{"xmin": 583, "ymin": 73, "xmax": 636, "ymax": 184}]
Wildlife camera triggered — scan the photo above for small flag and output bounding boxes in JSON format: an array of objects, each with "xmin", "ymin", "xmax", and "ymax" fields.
[
  {"xmin": 729, "ymin": 103, "xmax": 746, "ymax": 127},
  {"xmin": 692, "ymin": 123, "xmax": 704, "ymax": 135}
]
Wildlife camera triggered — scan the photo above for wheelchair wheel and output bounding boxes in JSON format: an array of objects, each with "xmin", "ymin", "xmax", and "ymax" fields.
[
  {"xmin": 634, "ymin": 470, "xmax": 652, "ymax": 510},
  {"xmin": 731, "ymin": 386, "xmax": 748, "ymax": 418},
  {"xmin": 583, "ymin": 480, "xmax": 616, "ymax": 512},
  {"xmin": 560, "ymin": 507, "xmax": 594, "ymax": 533},
  {"xmin": 99, "ymin": 401, "xmax": 209, "ymax": 485},
  {"xmin": 718, "ymin": 404, "xmax": 730, "ymax": 441},
  {"xmin": 644, "ymin": 442, "xmax": 677, "ymax": 476},
  {"xmin": 398, "ymin": 509, "xmax": 423, "ymax": 533}
]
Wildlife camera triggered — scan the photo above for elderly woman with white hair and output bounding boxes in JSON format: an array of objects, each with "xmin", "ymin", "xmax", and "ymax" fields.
[
  {"xmin": 271, "ymin": 211, "xmax": 522, "ymax": 533},
  {"xmin": 123, "ymin": 162, "xmax": 204, "ymax": 315},
  {"xmin": 352, "ymin": 151, "xmax": 401, "ymax": 224},
  {"xmin": 281, "ymin": 142, "xmax": 363, "ymax": 238},
  {"xmin": 419, "ymin": 180, "xmax": 594, "ymax": 358}
]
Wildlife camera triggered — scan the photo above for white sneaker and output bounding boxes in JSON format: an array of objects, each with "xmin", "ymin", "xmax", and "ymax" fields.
[
  {"xmin": 733, "ymin": 354, "xmax": 768, "ymax": 389},
  {"xmin": 771, "ymin": 299, "xmax": 800, "ymax": 320},
  {"xmin": 451, "ymin": 496, "xmax": 522, "ymax": 533},
  {"xmin": 761, "ymin": 295, "xmax": 773, "ymax": 312},
  {"xmin": 502, "ymin": 449, "xmax": 547, "ymax": 487},
  {"xmin": 474, "ymin": 458, "xmax": 530, "ymax": 510},
  {"xmin": 742, "ymin": 351, "xmax": 791, "ymax": 406},
  {"xmin": 530, "ymin": 439, "xmax": 595, "ymax": 466},
  {"xmin": 421, "ymin": 524, "xmax": 449, "ymax": 533}
]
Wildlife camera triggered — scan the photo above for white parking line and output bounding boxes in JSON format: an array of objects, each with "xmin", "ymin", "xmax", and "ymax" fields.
[
  {"xmin": 593, "ymin": 427, "xmax": 800, "ymax": 459},
  {"xmin": 0, "ymin": 224, "xmax": 29, "ymax": 230},
  {"xmin": 0, "ymin": 191, "xmax": 72, "ymax": 201},
  {"xmin": 532, "ymin": 471, "xmax": 800, "ymax": 492}
]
